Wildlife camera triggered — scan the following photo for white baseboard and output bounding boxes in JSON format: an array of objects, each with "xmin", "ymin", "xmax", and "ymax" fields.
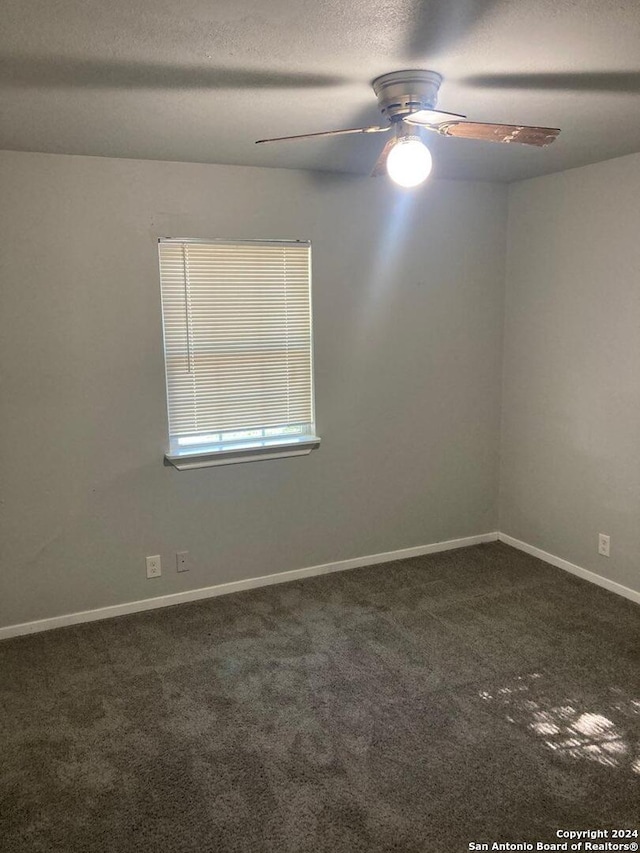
[
  {"xmin": 498, "ymin": 533, "xmax": 640, "ymax": 605},
  {"xmin": 0, "ymin": 532, "xmax": 499, "ymax": 640},
  {"xmin": 5, "ymin": 531, "xmax": 636, "ymax": 641}
]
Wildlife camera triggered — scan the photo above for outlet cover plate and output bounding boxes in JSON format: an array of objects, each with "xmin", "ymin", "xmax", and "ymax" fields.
[
  {"xmin": 598, "ymin": 534, "xmax": 610, "ymax": 557},
  {"xmin": 146, "ymin": 555, "xmax": 162, "ymax": 578}
]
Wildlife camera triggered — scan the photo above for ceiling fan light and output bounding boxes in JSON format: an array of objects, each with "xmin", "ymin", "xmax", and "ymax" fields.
[{"xmin": 386, "ymin": 137, "xmax": 433, "ymax": 187}]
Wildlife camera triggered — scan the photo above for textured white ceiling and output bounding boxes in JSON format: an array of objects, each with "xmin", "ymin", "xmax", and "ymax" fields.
[{"xmin": 1, "ymin": 0, "xmax": 640, "ymax": 181}]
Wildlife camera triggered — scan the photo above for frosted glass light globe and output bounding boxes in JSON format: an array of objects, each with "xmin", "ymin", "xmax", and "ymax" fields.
[{"xmin": 386, "ymin": 137, "xmax": 433, "ymax": 188}]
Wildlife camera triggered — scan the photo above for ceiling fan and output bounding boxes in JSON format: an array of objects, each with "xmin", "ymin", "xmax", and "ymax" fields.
[{"xmin": 256, "ymin": 70, "xmax": 560, "ymax": 187}]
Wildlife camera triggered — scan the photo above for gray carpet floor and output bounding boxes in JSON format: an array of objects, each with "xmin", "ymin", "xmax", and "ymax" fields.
[{"xmin": 1, "ymin": 542, "xmax": 639, "ymax": 852}]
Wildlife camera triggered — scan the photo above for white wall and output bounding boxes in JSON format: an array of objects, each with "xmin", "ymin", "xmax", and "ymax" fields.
[
  {"xmin": 0, "ymin": 151, "xmax": 507, "ymax": 628},
  {"xmin": 500, "ymin": 152, "xmax": 640, "ymax": 594}
]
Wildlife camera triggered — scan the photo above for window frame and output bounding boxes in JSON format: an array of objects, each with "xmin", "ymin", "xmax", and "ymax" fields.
[{"xmin": 158, "ymin": 237, "xmax": 320, "ymax": 470}]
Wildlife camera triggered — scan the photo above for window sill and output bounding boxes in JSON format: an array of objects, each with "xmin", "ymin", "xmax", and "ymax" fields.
[{"xmin": 164, "ymin": 438, "xmax": 321, "ymax": 470}]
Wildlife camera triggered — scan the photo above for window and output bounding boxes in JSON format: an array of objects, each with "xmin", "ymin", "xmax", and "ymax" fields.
[{"xmin": 158, "ymin": 238, "xmax": 320, "ymax": 469}]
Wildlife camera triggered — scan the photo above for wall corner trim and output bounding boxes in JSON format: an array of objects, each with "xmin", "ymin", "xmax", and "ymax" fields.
[
  {"xmin": 0, "ymin": 532, "xmax": 499, "ymax": 640},
  {"xmin": 498, "ymin": 532, "xmax": 640, "ymax": 605}
]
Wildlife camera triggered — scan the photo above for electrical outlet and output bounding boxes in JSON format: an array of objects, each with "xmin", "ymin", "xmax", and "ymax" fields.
[
  {"xmin": 598, "ymin": 534, "xmax": 610, "ymax": 557},
  {"xmin": 146, "ymin": 555, "xmax": 162, "ymax": 578},
  {"xmin": 176, "ymin": 551, "xmax": 189, "ymax": 573}
]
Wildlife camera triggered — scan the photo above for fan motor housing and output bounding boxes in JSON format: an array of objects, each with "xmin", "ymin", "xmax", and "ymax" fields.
[{"xmin": 372, "ymin": 70, "xmax": 443, "ymax": 121}]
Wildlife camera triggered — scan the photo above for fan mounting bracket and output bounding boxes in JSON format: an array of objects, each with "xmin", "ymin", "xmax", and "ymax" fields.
[{"xmin": 372, "ymin": 70, "xmax": 443, "ymax": 122}]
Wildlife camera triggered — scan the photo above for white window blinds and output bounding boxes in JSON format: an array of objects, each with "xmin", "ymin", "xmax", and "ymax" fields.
[{"xmin": 158, "ymin": 239, "xmax": 319, "ymax": 467}]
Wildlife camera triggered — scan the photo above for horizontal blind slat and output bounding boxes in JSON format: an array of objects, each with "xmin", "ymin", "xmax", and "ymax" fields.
[{"xmin": 159, "ymin": 239, "xmax": 314, "ymax": 441}]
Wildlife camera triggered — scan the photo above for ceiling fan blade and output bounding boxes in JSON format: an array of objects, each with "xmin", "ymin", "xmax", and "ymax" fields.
[
  {"xmin": 0, "ymin": 56, "xmax": 346, "ymax": 91},
  {"xmin": 434, "ymin": 121, "xmax": 560, "ymax": 146},
  {"xmin": 404, "ymin": 108, "xmax": 467, "ymax": 126},
  {"xmin": 256, "ymin": 126, "xmax": 390, "ymax": 144},
  {"xmin": 370, "ymin": 138, "xmax": 396, "ymax": 177},
  {"xmin": 406, "ymin": 0, "xmax": 500, "ymax": 59},
  {"xmin": 462, "ymin": 72, "xmax": 640, "ymax": 94}
]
